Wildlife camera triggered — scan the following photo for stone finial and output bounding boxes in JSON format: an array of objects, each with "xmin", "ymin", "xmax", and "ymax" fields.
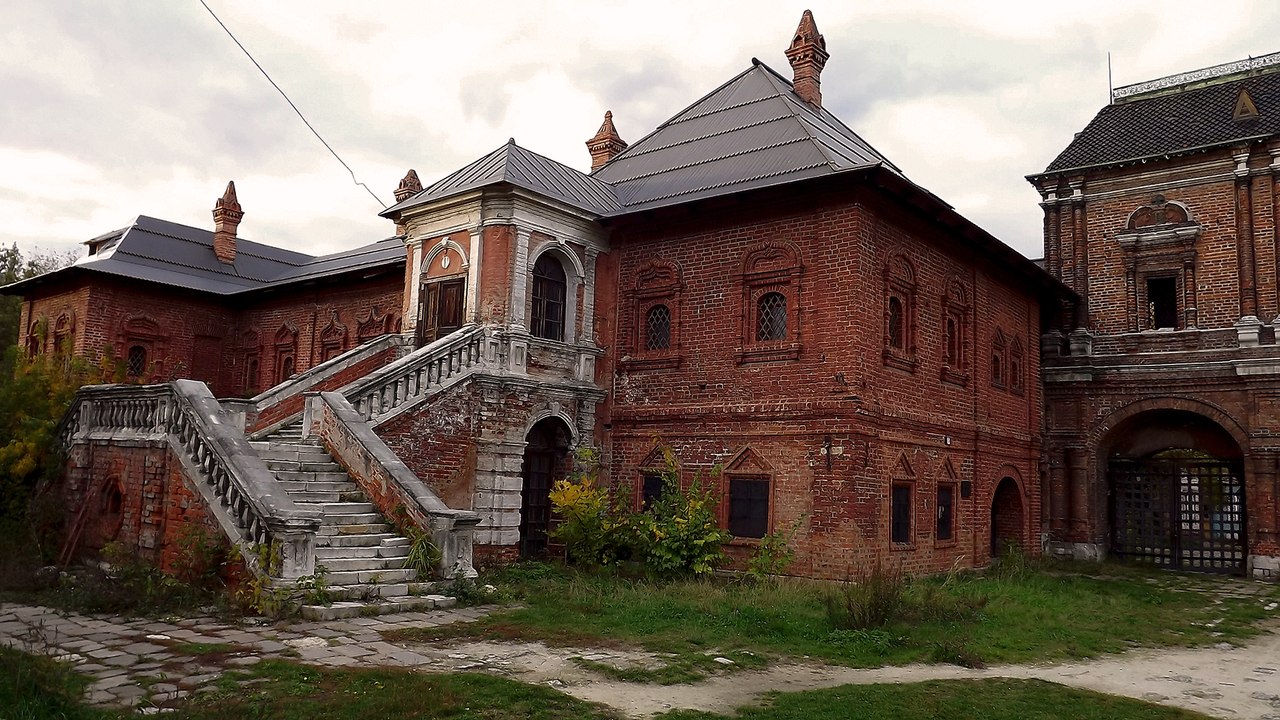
[
  {"xmin": 212, "ymin": 181, "xmax": 243, "ymax": 264},
  {"xmin": 395, "ymin": 169, "xmax": 423, "ymax": 203},
  {"xmin": 786, "ymin": 10, "xmax": 829, "ymax": 108},
  {"xmin": 586, "ymin": 111, "xmax": 628, "ymax": 172}
]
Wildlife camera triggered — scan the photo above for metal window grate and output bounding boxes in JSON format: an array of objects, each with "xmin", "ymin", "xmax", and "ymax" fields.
[
  {"xmin": 729, "ymin": 477, "xmax": 769, "ymax": 538},
  {"xmin": 126, "ymin": 345, "xmax": 147, "ymax": 378},
  {"xmin": 756, "ymin": 292, "xmax": 787, "ymax": 341},
  {"xmin": 645, "ymin": 304, "xmax": 671, "ymax": 350},
  {"xmin": 532, "ymin": 255, "xmax": 567, "ymax": 341},
  {"xmin": 1110, "ymin": 458, "xmax": 1245, "ymax": 574}
]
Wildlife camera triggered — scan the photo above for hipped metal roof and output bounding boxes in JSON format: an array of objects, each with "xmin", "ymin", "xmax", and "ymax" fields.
[
  {"xmin": 1, "ymin": 215, "xmax": 404, "ymax": 297},
  {"xmin": 1035, "ymin": 66, "xmax": 1280, "ymax": 176},
  {"xmin": 383, "ymin": 60, "xmax": 902, "ymax": 219}
]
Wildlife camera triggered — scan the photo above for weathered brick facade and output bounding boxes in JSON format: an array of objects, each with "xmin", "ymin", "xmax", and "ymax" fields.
[{"xmin": 1031, "ymin": 60, "xmax": 1280, "ymax": 578}]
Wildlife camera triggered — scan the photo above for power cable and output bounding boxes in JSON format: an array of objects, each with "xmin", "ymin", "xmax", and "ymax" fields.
[{"xmin": 197, "ymin": 0, "xmax": 388, "ymax": 208}]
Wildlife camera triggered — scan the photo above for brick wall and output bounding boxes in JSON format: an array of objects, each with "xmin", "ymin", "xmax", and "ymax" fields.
[
  {"xmin": 62, "ymin": 440, "xmax": 226, "ymax": 574},
  {"xmin": 604, "ymin": 181, "xmax": 1044, "ymax": 578}
]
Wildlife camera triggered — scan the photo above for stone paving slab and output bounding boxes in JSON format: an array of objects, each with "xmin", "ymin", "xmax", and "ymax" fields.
[{"xmin": 0, "ymin": 601, "xmax": 496, "ymax": 711}]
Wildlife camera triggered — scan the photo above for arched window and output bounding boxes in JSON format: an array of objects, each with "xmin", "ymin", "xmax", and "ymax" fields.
[
  {"xmin": 756, "ymin": 292, "xmax": 787, "ymax": 341},
  {"xmin": 126, "ymin": 345, "xmax": 147, "ymax": 378},
  {"xmin": 645, "ymin": 304, "xmax": 671, "ymax": 350},
  {"xmin": 887, "ymin": 296, "xmax": 904, "ymax": 350},
  {"xmin": 531, "ymin": 254, "xmax": 567, "ymax": 341},
  {"xmin": 945, "ymin": 317, "xmax": 958, "ymax": 366},
  {"xmin": 883, "ymin": 253, "xmax": 916, "ymax": 371},
  {"xmin": 991, "ymin": 330, "xmax": 1007, "ymax": 387}
]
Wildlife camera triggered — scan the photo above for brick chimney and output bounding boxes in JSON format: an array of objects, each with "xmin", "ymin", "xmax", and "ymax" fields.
[
  {"xmin": 786, "ymin": 10, "xmax": 829, "ymax": 108},
  {"xmin": 586, "ymin": 111, "xmax": 628, "ymax": 171},
  {"xmin": 395, "ymin": 169, "xmax": 423, "ymax": 203},
  {"xmin": 212, "ymin": 181, "xmax": 243, "ymax": 264}
]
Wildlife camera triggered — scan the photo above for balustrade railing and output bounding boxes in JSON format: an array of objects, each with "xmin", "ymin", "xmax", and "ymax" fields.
[
  {"xmin": 343, "ymin": 325, "xmax": 488, "ymax": 423},
  {"xmin": 61, "ymin": 380, "xmax": 320, "ymax": 579}
]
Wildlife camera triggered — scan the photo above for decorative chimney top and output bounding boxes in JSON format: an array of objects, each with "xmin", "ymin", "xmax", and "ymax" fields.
[
  {"xmin": 395, "ymin": 169, "xmax": 423, "ymax": 202},
  {"xmin": 786, "ymin": 10, "xmax": 829, "ymax": 108},
  {"xmin": 212, "ymin": 181, "xmax": 243, "ymax": 264},
  {"xmin": 586, "ymin": 111, "xmax": 628, "ymax": 172}
]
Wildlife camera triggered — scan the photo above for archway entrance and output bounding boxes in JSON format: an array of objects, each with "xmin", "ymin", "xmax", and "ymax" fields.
[
  {"xmin": 1104, "ymin": 409, "xmax": 1246, "ymax": 574},
  {"xmin": 519, "ymin": 417, "xmax": 572, "ymax": 558},
  {"xmin": 990, "ymin": 477, "xmax": 1024, "ymax": 556}
]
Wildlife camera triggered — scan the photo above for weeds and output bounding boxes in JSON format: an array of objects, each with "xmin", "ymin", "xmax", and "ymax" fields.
[{"xmin": 826, "ymin": 561, "xmax": 909, "ymax": 630}]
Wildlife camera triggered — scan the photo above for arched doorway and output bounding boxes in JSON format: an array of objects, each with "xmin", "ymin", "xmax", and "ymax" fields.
[
  {"xmin": 519, "ymin": 417, "xmax": 572, "ymax": 558},
  {"xmin": 990, "ymin": 477, "xmax": 1025, "ymax": 557},
  {"xmin": 1103, "ymin": 409, "xmax": 1245, "ymax": 574}
]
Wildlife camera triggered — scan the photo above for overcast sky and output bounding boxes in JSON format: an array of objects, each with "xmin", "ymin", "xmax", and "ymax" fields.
[{"xmin": 3, "ymin": 1, "xmax": 1277, "ymax": 261}]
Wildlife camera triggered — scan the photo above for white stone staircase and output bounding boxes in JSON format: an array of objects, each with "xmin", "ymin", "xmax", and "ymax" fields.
[{"xmin": 251, "ymin": 421, "xmax": 456, "ymax": 620}]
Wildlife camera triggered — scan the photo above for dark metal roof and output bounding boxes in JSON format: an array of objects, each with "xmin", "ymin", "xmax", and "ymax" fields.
[
  {"xmin": 0, "ymin": 215, "xmax": 403, "ymax": 297},
  {"xmin": 594, "ymin": 61, "xmax": 901, "ymax": 213},
  {"xmin": 382, "ymin": 139, "xmax": 623, "ymax": 217},
  {"xmin": 1038, "ymin": 69, "xmax": 1280, "ymax": 175}
]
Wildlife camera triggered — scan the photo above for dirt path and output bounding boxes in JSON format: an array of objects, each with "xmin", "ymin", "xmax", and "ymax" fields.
[{"xmin": 401, "ymin": 625, "xmax": 1280, "ymax": 719}]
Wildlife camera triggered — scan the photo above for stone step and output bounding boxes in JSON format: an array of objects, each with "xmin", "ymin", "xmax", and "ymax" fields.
[
  {"xmin": 319, "ymin": 533, "xmax": 402, "ymax": 547},
  {"xmin": 317, "ymin": 523, "xmax": 393, "ymax": 536},
  {"xmin": 315, "ymin": 544, "xmax": 410, "ymax": 560},
  {"xmin": 315, "ymin": 556, "xmax": 406, "ymax": 573},
  {"xmin": 254, "ymin": 448, "xmax": 333, "ymax": 463},
  {"xmin": 312, "ymin": 501, "xmax": 378, "ymax": 515},
  {"xmin": 272, "ymin": 470, "xmax": 352, "ymax": 484},
  {"xmin": 323, "ymin": 567, "xmax": 418, "ymax": 586},
  {"xmin": 264, "ymin": 460, "xmax": 345, "ymax": 473},
  {"xmin": 299, "ymin": 594, "xmax": 456, "ymax": 621},
  {"xmin": 320, "ymin": 513, "xmax": 386, "ymax": 526},
  {"xmin": 276, "ymin": 480, "xmax": 360, "ymax": 494},
  {"xmin": 284, "ymin": 490, "xmax": 368, "ymax": 504}
]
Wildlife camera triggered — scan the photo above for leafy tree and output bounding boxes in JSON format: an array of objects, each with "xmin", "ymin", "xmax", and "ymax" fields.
[{"xmin": 0, "ymin": 243, "xmax": 79, "ymax": 348}]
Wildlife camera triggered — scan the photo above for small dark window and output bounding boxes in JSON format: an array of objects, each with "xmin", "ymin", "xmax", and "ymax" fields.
[
  {"xmin": 887, "ymin": 296, "xmax": 904, "ymax": 350},
  {"xmin": 645, "ymin": 305, "xmax": 671, "ymax": 351},
  {"xmin": 126, "ymin": 345, "xmax": 147, "ymax": 378},
  {"xmin": 641, "ymin": 472, "xmax": 664, "ymax": 510},
  {"xmin": 936, "ymin": 485, "xmax": 955, "ymax": 541},
  {"xmin": 945, "ymin": 317, "xmax": 958, "ymax": 366},
  {"xmin": 756, "ymin": 292, "xmax": 787, "ymax": 341},
  {"xmin": 728, "ymin": 476, "xmax": 769, "ymax": 538},
  {"xmin": 532, "ymin": 254, "xmax": 568, "ymax": 341},
  {"xmin": 1147, "ymin": 277, "xmax": 1178, "ymax": 330},
  {"xmin": 991, "ymin": 352, "xmax": 1003, "ymax": 386},
  {"xmin": 891, "ymin": 483, "xmax": 912, "ymax": 544},
  {"xmin": 1010, "ymin": 352, "xmax": 1023, "ymax": 392},
  {"xmin": 245, "ymin": 356, "xmax": 260, "ymax": 395}
]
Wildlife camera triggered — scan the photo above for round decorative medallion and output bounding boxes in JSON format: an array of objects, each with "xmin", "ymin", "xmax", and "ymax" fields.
[{"xmin": 441, "ymin": 253, "xmax": 451, "ymax": 269}]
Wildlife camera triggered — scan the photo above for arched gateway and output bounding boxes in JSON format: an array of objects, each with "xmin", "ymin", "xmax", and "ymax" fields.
[
  {"xmin": 518, "ymin": 417, "xmax": 573, "ymax": 558},
  {"xmin": 1102, "ymin": 409, "xmax": 1246, "ymax": 573}
]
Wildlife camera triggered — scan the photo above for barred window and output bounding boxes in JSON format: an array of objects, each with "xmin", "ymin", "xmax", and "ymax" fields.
[
  {"xmin": 756, "ymin": 292, "xmax": 787, "ymax": 341},
  {"xmin": 645, "ymin": 304, "xmax": 671, "ymax": 351},
  {"xmin": 126, "ymin": 345, "xmax": 147, "ymax": 378},
  {"xmin": 887, "ymin": 296, "xmax": 904, "ymax": 350},
  {"xmin": 531, "ymin": 254, "xmax": 567, "ymax": 341}
]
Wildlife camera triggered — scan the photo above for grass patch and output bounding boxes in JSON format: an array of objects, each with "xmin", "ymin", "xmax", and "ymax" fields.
[
  {"xmin": 573, "ymin": 649, "xmax": 767, "ymax": 685},
  {"xmin": 658, "ymin": 678, "xmax": 1211, "ymax": 720},
  {"xmin": 170, "ymin": 641, "xmax": 241, "ymax": 656},
  {"xmin": 181, "ymin": 660, "xmax": 621, "ymax": 719},
  {"xmin": 387, "ymin": 561, "xmax": 1279, "ymax": 671},
  {"xmin": 0, "ymin": 645, "xmax": 125, "ymax": 720}
]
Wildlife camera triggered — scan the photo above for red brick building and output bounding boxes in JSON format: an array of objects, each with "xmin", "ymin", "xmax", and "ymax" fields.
[
  {"xmin": 7, "ymin": 13, "xmax": 1090, "ymax": 584},
  {"xmin": 1030, "ymin": 54, "xmax": 1280, "ymax": 579}
]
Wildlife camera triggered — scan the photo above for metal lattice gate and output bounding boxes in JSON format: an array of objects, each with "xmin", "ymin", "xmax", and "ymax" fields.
[{"xmin": 1109, "ymin": 458, "xmax": 1246, "ymax": 574}]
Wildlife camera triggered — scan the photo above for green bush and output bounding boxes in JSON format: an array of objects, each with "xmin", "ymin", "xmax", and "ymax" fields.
[
  {"xmin": 548, "ymin": 445, "xmax": 730, "ymax": 578},
  {"xmin": 826, "ymin": 561, "xmax": 908, "ymax": 629}
]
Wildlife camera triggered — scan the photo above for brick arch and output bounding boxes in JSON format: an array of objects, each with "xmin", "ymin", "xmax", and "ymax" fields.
[
  {"xmin": 422, "ymin": 237, "xmax": 469, "ymax": 271},
  {"xmin": 884, "ymin": 250, "xmax": 916, "ymax": 285},
  {"xmin": 1125, "ymin": 198, "xmax": 1193, "ymax": 230},
  {"xmin": 740, "ymin": 239, "xmax": 801, "ymax": 275},
  {"xmin": 634, "ymin": 258, "xmax": 683, "ymax": 291},
  {"xmin": 529, "ymin": 242, "xmax": 585, "ymax": 279},
  {"xmin": 1089, "ymin": 396, "xmax": 1250, "ymax": 458},
  {"xmin": 522, "ymin": 405, "xmax": 579, "ymax": 448},
  {"xmin": 943, "ymin": 274, "xmax": 969, "ymax": 305}
]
